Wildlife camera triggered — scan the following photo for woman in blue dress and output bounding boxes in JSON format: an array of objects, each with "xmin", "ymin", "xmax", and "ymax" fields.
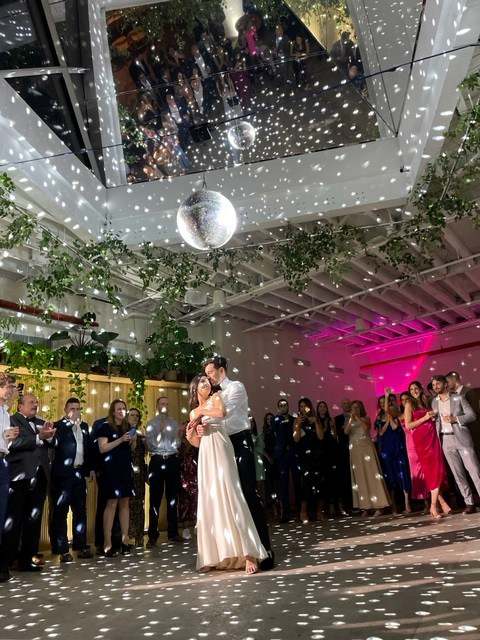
[{"xmin": 374, "ymin": 389, "xmax": 411, "ymax": 514}]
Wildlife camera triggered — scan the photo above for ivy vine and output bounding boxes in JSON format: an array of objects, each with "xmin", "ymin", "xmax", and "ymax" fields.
[{"xmin": 0, "ymin": 73, "xmax": 479, "ymax": 322}]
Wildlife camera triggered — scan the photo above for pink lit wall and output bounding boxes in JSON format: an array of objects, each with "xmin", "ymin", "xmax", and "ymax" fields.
[
  {"xmin": 354, "ymin": 325, "xmax": 480, "ymax": 399},
  {"xmin": 191, "ymin": 318, "xmax": 376, "ymax": 423}
]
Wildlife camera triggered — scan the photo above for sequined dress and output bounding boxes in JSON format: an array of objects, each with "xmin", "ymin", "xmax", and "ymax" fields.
[{"xmin": 348, "ymin": 418, "xmax": 390, "ymax": 510}]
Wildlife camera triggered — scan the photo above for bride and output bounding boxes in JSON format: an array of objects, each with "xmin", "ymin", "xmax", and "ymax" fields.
[{"xmin": 186, "ymin": 374, "xmax": 267, "ymax": 575}]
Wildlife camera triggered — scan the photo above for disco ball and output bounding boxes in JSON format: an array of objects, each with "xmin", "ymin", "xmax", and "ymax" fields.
[
  {"xmin": 227, "ymin": 121, "xmax": 256, "ymax": 150},
  {"xmin": 177, "ymin": 189, "xmax": 237, "ymax": 250}
]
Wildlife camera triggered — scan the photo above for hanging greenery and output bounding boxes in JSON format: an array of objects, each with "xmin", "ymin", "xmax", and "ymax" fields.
[
  {"xmin": 145, "ymin": 309, "xmax": 213, "ymax": 378},
  {"xmin": 0, "ymin": 73, "xmax": 479, "ymax": 323},
  {"xmin": 117, "ymin": 0, "xmax": 227, "ymax": 46}
]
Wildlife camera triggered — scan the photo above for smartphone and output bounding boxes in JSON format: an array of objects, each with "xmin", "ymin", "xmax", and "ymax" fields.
[{"xmin": 127, "ymin": 428, "xmax": 137, "ymax": 437}]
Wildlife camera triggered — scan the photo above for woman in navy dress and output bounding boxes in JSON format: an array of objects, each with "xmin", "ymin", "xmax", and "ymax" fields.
[
  {"xmin": 375, "ymin": 389, "xmax": 411, "ymax": 514},
  {"xmin": 96, "ymin": 399, "xmax": 135, "ymax": 556}
]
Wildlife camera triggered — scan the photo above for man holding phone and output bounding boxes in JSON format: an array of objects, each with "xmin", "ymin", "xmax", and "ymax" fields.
[
  {"xmin": 50, "ymin": 398, "xmax": 94, "ymax": 562},
  {"xmin": 431, "ymin": 375, "xmax": 480, "ymax": 513},
  {"xmin": 145, "ymin": 397, "xmax": 182, "ymax": 545}
]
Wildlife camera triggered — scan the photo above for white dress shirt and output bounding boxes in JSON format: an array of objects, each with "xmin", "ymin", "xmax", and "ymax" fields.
[
  {"xmin": 146, "ymin": 415, "xmax": 181, "ymax": 456},
  {"xmin": 71, "ymin": 421, "xmax": 84, "ymax": 467},
  {"xmin": 219, "ymin": 377, "xmax": 251, "ymax": 437},
  {"xmin": 0, "ymin": 405, "xmax": 11, "ymax": 454},
  {"xmin": 438, "ymin": 396, "xmax": 454, "ymax": 434}
]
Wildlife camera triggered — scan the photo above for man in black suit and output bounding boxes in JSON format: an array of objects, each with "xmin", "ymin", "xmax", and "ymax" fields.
[
  {"xmin": 50, "ymin": 398, "xmax": 93, "ymax": 562},
  {"xmin": 334, "ymin": 399, "xmax": 353, "ymax": 513},
  {"xmin": 0, "ymin": 393, "xmax": 55, "ymax": 573},
  {"xmin": 273, "ymin": 399, "xmax": 300, "ymax": 522}
]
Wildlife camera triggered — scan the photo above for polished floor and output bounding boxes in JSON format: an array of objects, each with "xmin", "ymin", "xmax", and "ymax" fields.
[{"xmin": 1, "ymin": 511, "xmax": 480, "ymax": 640}]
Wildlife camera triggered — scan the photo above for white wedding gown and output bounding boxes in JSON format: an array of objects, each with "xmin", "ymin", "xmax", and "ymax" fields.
[{"xmin": 196, "ymin": 405, "xmax": 268, "ymax": 571}]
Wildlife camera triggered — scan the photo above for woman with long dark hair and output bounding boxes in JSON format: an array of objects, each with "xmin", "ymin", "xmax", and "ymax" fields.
[
  {"xmin": 399, "ymin": 391, "xmax": 428, "ymax": 510},
  {"xmin": 96, "ymin": 399, "xmax": 135, "ymax": 556},
  {"xmin": 404, "ymin": 381, "xmax": 450, "ymax": 519},
  {"xmin": 345, "ymin": 400, "xmax": 391, "ymax": 517},
  {"xmin": 317, "ymin": 400, "xmax": 342, "ymax": 517},
  {"xmin": 374, "ymin": 390, "xmax": 411, "ymax": 514},
  {"xmin": 186, "ymin": 374, "xmax": 267, "ymax": 574},
  {"xmin": 293, "ymin": 397, "xmax": 324, "ymax": 523}
]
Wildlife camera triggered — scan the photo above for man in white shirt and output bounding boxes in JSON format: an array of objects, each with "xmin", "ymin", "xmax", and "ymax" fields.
[
  {"xmin": 431, "ymin": 375, "xmax": 480, "ymax": 514},
  {"xmin": 0, "ymin": 373, "xmax": 19, "ymax": 582},
  {"xmin": 203, "ymin": 356, "xmax": 274, "ymax": 570},
  {"xmin": 51, "ymin": 397, "xmax": 93, "ymax": 562},
  {"xmin": 145, "ymin": 397, "xmax": 183, "ymax": 545}
]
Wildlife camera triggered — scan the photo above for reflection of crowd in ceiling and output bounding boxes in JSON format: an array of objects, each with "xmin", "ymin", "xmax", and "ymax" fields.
[{"xmin": 108, "ymin": 3, "xmax": 377, "ymax": 184}]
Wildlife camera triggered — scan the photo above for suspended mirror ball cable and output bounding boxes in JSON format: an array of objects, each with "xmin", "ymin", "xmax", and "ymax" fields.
[
  {"xmin": 227, "ymin": 121, "xmax": 256, "ymax": 150},
  {"xmin": 177, "ymin": 187, "xmax": 237, "ymax": 250}
]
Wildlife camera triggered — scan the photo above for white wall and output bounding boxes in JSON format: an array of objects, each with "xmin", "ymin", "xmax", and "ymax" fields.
[{"xmin": 190, "ymin": 316, "xmax": 376, "ymax": 422}]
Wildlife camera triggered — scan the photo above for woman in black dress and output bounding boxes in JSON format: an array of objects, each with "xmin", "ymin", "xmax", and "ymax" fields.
[
  {"xmin": 97, "ymin": 399, "xmax": 135, "ymax": 556},
  {"xmin": 317, "ymin": 400, "xmax": 342, "ymax": 517},
  {"xmin": 293, "ymin": 397, "xmax": 324, "ymax": 523}
]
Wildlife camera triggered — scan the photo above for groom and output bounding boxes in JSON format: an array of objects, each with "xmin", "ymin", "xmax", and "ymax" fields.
[{"xmin": 203, "ymin": 356, "xmax": 274, "ymax": 570}]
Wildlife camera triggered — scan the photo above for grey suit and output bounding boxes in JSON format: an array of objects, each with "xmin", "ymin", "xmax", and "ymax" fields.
[
  {"xmin": 431, "ymin": 393, "xmax": 480, "ymax": 505},
  {"xmin": 458, "ymin": 385, "xmax": 480, "ymax": 455}
]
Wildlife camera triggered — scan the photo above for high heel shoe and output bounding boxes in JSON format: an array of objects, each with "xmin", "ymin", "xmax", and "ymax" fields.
[
  {"xmin": 430, "ymin": 508, "xmax": 442, "ymax": 520},
  {"xmin": 104, "ymin": 548, "xmax": 117, "ymax": 558}
]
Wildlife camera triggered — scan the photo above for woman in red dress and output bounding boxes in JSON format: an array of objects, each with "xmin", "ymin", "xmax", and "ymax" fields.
[{"xmin": 404, "ymin": 381, "xmax": 450, "ymax": 519}]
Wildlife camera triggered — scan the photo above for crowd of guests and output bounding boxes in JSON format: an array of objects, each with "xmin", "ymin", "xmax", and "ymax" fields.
[
  {"xmin": 121, "ymin": 6, "xmax": 364, "ymax": 182},
  {"xmin": 2, "ymin": 364, "xmax": 476, "ymax": 582},
  {"xmin": 256, "ymin": 371, "xmax": 480, "ymax": 525},
  {"xmin": 0, "ymin": 378, "xmax": 196, "ymax": 582}
]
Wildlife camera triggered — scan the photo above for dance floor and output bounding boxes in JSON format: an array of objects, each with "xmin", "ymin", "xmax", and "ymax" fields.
[{"xmin": 1, "ymin": 512, "xmax": 480, "ymax": 640}]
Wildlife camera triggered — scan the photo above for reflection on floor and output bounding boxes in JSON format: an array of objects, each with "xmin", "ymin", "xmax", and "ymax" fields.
[{"xmin": 1, "ymin": 512, "xmax": 480, "ymax": 640}]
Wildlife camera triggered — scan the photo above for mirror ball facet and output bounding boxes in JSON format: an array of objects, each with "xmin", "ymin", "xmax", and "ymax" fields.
[
  {"xmin": 227, "ymin": 121, "xmax": 256, "ymax": 150},
  {"xmin": 177, "ymin": 189, "xmax": 237, "ymax": 250}
]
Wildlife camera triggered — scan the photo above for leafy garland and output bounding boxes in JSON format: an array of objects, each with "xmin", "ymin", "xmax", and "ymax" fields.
[
  {"xmin": 0, "ymin": 73, "xmax": 479, "ymax": 323},
  {"xmin": 117, "ymin": 0, "xmax": 227, "ymax": 47}
]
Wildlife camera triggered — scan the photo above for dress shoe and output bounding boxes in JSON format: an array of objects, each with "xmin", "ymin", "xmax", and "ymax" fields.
[
  {"xmin": 121, "ymin": 543, "xmax": 134, "ymax": 555},
  {"xmin": 0, "ymin": 568, "xmax": 10, "ymax": 583},
  {"xmin": 18, "ymin": 562, "xmax": 43, "ymax": 572},
  {"xmin": 168, "ymin": 535, "xmax": 184, "ymax": 543},
  {"xmin": 76, "ymin": 548, "xmax": 93, "ymax": 559},
  {"xmin": 259, "ymin": 549, "xmax": 275, "ymax": 571},
  {"xmin": 60, "ymin": 553, "xmax": 74, "ymax": 563},
  {"xmin": 463, "ymin": 505, "xmax": 476, "ymax": 514}
]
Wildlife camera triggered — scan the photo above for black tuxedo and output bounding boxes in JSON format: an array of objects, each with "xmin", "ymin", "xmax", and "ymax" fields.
[
  {"xmin": 0, "ymin": 413, "xmax": 50, "ymax": 569},
  {"xmin": 5, "ymin": 414, "xmax": 37, "ymax": 481},
  {"xmin": 50, "ymin": 418, "xmax": 92, "ymax": 554},
  {"xmin": 52, "ymin": 419, "xmax": 91, "ymax": 479}
]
